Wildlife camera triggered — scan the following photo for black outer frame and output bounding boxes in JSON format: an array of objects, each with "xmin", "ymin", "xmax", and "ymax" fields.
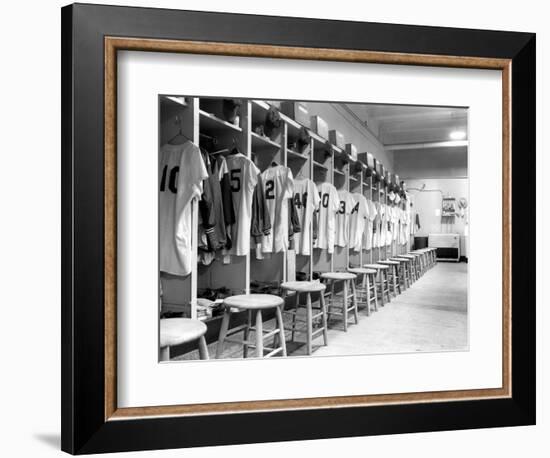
[{"xmin": 61, "ymin": 3, "xmax": 536, "ymax": 455}]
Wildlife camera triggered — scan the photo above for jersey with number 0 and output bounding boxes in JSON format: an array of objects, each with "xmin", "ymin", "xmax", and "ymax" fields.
[
  {"xmin": 349, "ymin": 193, "xmax": 369, "ymax": 252},
  {"xmin": 260, "ymin": 165, "xmax": 294, "ymax": 253},
  {"xmin": 292, "ymin": 178, "xmax": 320, "ymax": 256},
  {"xmin": 335, "ymin": 190, "xmax": 356, "ymax": 247},
  {"xmin": 225, "ymin": 153, "xmax": 260, "ymax": 256},
  {"xmin": 314, "ymin": 182, "xmax": 340, "ymax": 253},
  {"xmin": 159, "ymin": 141, "xmax": 208, "ymax": 276}
]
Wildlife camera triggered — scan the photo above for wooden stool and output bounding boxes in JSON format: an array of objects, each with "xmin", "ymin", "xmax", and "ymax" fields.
[
  {"xmin": 409, "ymin": 251, "xmax": 425, "ymax": 276},
  {"xmin": 363, "ymin": 264, "xmax": 391, "ymax": 306},
  {"xmin": 348, "ymin": 267, "xmax": 378, "ymax": 315},
  {"xmin": 390, "ymin": 257, "xmax": 410, "ymax": 290},
  {"xmin": 396, "ymin": 255, "xmax": 416, "ymax": 283},
  {"xmin": 216, "ymin": 294, "xmax": 287, "ymax": 359},
  {"xmin": 281, "ymin": 281, "xmax": 328, "ymax": 355},
  {"xmin": 408, "ymin": 252, "xmax": 423, "ymax": 279},
  {"xmin": 320, "ymin": 272, "xmax": 358, "ymax": 332},
  {"xmin": 378, "ymin": 260, "xmax": 402, "ymax": 297},
  {"xmin": 160, "ymin": 318, "xmax": 209, "ymax": 361}
]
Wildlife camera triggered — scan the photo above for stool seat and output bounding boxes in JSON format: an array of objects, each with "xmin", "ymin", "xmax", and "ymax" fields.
[
  {"xmin": 281, "ymin": 281, "xmax": 326, "ymax": 293},
  {"xmin": 321, "ymin": 272, "xmax": 356, "ymax": 281},
  {"xmin": 160, "ymin": 318, "xmax": 207, "ymax": 348},
  {"xmin": 397, "ymin": 254, "xmax": 415, "ymax": 259},
  {"xmin": 389, "ymin": 257, "xmax": 407, "ymax": 262},
  {"xmin": 348, "ymin": 267, "xmax": 377, "ymax": 275},
  {"xmin": 223, "ymin": 294, "xmax": 284, "ymax": 310},
  {"xmin": 363, "ymin": 263, "xmax": 389, "ymax": 270},
  {"xmin": 379, "ymin": 260, "xmax": 400, "ymax": 265}
]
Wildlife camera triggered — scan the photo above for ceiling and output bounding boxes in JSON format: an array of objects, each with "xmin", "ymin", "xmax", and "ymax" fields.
[{"xmin": 344, "ymin": 103, "xmax": 468, "ymax": 146}]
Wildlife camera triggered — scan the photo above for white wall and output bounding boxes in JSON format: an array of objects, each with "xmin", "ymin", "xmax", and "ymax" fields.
[
  {"xmin": 395, "ymin": 146, "xmax": 468, "ymax": 179},
  {"xmin": 307, "ymin": 102, "xmax": 394, "ymax": 170},
  {"xmin": 0, "ymin": 1, "xmax": 545, "ymax": 458},
  {"xmin": 407, "ymin": 178, "xmax": 469, "ymax": 256}
]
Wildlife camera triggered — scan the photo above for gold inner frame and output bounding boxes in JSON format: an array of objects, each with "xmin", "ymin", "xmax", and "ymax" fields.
[{"xmin": 104, "ymin": 37, "xmax": 512, "ymax": 421}]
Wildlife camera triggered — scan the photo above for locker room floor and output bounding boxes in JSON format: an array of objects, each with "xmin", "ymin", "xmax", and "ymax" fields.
[{"xmin": 174, "ymin": 261, "xmax": 468, "ymax": 360}]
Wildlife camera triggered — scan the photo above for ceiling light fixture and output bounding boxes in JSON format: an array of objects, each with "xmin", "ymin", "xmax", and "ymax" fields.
[{"xmin": 449, "ymin": 130, "xmax": 466, "ymax": 140}]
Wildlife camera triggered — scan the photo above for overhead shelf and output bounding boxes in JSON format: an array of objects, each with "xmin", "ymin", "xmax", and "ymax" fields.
[
  {"xmin": 287, "ymin": 149, "xmax": 309, "ymax": 161},
  {"xmin": 313, "ymin": 161, "xmax": 329, "ymax": 171},
  {"xmin": 199, "ymin": 109, "xmax": 242, "ymax": 136},
  {"xmin": 251, "ymin": 131, "xmax": 280, "ymax": 153},
  {"xmin": 162, "ymin": 95, "xmax": 188, "ymax": 107}
]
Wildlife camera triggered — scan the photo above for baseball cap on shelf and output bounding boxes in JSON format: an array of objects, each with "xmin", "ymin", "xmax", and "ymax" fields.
[
  {"xmin": 222, "ymin": 99, "xmax": 242, "ymax": 123},
  {"xmin": 264, "ymin": 107, "xmax": 282, "ymax": 139}
]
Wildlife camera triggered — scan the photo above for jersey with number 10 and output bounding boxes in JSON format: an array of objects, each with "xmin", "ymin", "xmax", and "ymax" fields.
[
  {"xmin": 314, "ymin": 182, "xmax": 340, "ymax": 254},
  {"xmin": 159, "ymin": 141, "xmax": 208, "ymax": 276}
]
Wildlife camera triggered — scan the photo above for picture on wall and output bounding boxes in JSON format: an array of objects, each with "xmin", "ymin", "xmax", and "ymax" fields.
[{"xmin": 159, "ymin": 96, "xmax": 469, "ymax": 361}]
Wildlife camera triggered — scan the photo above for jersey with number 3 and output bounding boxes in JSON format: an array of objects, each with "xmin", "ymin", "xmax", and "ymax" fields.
[
  {"xmin": 159, "ymin": 141, "xmax": 208, "ymax": 276},
  {"xmin": 314, "ymin": 182, "xmax": 340, "ymax": 254},
  {"xmin": 335, "ymin": 190, "xmax": 356, "ymax": 247},
  {"xmin": 225, "ymin": 153, "xmax": 260, "ymax": 256},
  {"xmin": 260, "ymin": 165, "xmax": 294, "ymax": 253}
]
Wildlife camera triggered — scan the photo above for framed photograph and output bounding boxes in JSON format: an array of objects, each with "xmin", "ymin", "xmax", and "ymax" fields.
[{"xmin": 61, "ymin": 3, "xmax": 536, "ymax": 454}]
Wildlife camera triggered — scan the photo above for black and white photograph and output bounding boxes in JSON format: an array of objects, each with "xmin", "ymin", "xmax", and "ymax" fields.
[{"xmin": 159, "ymin": 96, "xmax": 469, "ymax": 361}]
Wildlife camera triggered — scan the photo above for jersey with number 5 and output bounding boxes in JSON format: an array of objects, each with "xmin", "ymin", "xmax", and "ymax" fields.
[{"xmin": 225, "ymin": 153, "xmax": 260, "ymax": 256}]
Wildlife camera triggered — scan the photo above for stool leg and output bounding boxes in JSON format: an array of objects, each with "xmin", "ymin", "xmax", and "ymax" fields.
[
  {"xmin": 243, "ymin": 309, "xmax": 251, "ymax": 358},
  {"xmin": 198, "ymin": 336, "xmax": 209, "ymax": 360},
  {"xmin": 160, "ymin": 346, "xmax": 170, "ymax": 362},
  {"xmin": 378, "ymin": 270, "xmax": 385, "ymax": 306},
  {"xmin": 275, "ymin": 305, "xmax": 287, "ymax": 357},
  {"xmin": 216, "ymin": 308, "xmax": 231, "ymax": 359},
  {"xmin": 320, "ymin": 291, "xmax": 328, "ymax": 346},
  {"xmin": 363, "ymin": 274, "xmax": 370, "ymax": 316},
  {"xmin": 305, "ymin": 292, "xmax": 313, "ymax": 355},
  {"xmin": 350, "ymin": 279, "xmax": 359, "ymax": 325},
  {"xmin": 255, "ymin": 310, "xmax": 263, "ymax": 358},
  {"xmin": 372, "ymin": 274, "xmax": 379, "ymax": 311},
  {"xmin": 385, "ymin": 270, "xmax": 391, "ymax": 303},
  {"xmin": 392, "ymin": 266, "xmax": 399, "ymax": 296},
  {"xmin": 291, "ymin": 291, "xmax": 298, "ymax": 342},
  {"xmin": 342, "ymin": 280, "xmax": 349, "ymax": 332}
]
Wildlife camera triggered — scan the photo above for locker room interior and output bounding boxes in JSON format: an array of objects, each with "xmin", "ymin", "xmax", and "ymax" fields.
[{"xmin": 159, "ymin": 96, "xmax": 468, "ymax": 361}]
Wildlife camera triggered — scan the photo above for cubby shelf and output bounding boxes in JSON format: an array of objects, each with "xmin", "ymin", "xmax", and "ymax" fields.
[
  {"xmin": 313, "ymin": 160, "xmax": 329, "ymax": 171},
  {"xmin": 251, "ymin": 131, "xmax": 280, "ymax": 152},
  {"xmin": 287, "ymin": 149, "xmax": 309, "ymax": 161},
  {"xmin": 334, "ymin": 169, "xmax": 345, "ymax": 176},
  {"xmin": 162, "ymin": 95, "xmax": 188, "ymax": 107},
  {"xmin": 199, "ymin": 109, "xmax": 242, "ymax": 135}
]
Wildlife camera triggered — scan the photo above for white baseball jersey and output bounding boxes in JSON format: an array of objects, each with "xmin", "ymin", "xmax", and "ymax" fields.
[
  {"xmin": 292, "ymin": 178, "xmax": 320, "ymax": 256},
  {"xmin": 159, "ymin": 141, "xmax": 208, "ymax": 276},
  {"xmin": 260, "ymin": 165, "xmax": 294, "ymax": 253},
  {"xmin": 335, "ymin": 190, "xmax": 356, "ymax": 248},
  {"xmin": 314, "ymin": 182, "xmax": 340, "ymax": 254},
  {"xmin": 364, "ymin": 199, "xmax": 377, "ymax": 250},
  {"xmin": 349, "ymin": 193, "xmax": 369, "ymax": 252},
  {"xmin": 225, "ymin": 153, "xmax": 260, "ymax": 256}
]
